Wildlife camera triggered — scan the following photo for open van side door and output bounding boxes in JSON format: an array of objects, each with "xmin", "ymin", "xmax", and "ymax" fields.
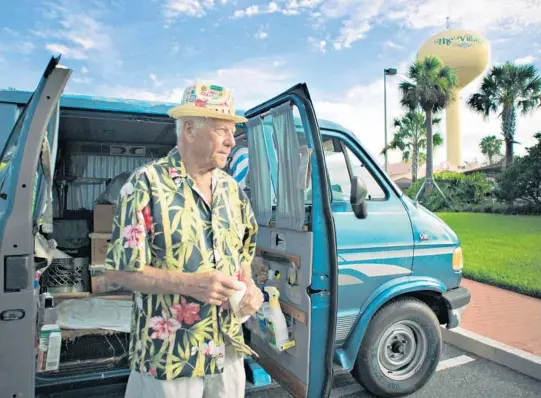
[
  {"xmin": 243, "ymin": 83, "xmax": 338, "ymax": 398},
  {"xmin": 0, "ymin": 56, "xmax": 71, "ymax": 398}
]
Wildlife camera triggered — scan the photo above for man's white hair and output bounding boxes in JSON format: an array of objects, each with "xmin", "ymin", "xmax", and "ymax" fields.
[{"xmin": 175, "ymin": 117, "xmax": 209, "ymax": 138}]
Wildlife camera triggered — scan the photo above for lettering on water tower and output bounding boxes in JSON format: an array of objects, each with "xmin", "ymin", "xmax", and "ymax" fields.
[{"xmin": 434, "ymin": 34, "xmax": 482, "ymax": 49}]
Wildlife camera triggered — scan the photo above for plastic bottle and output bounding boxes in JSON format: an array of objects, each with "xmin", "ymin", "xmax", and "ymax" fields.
[
  {"xmin": 37, "ymin": 324, "xmax": 62, "ymax": 373},
  {"xmin": 263, "ymin": 286, "xmax": 289, "ymax": 350},
  {"xmin": 36, "ymin": 292, "xmax": 61, "ymax": 373},
  {"xmin": 34, "ymin": 271, "xmax": 41, "ymax": 310}
]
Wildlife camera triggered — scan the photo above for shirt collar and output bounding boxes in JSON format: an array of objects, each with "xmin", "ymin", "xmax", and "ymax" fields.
[{"xmin": 167, "ymin": 147, "xmax": 188, "ymax": 179}]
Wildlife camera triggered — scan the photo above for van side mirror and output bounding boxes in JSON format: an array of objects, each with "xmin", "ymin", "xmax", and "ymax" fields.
[{"xmin": 350, "ymin": 176, "xmax": 368, "ymax": 219}]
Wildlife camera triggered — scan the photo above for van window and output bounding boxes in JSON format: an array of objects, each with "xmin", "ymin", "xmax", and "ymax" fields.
[
  {"xmin": 261, "ymin": 107, "xmax": 312, "ymax": 207},
  {"xmin": 323, "ymin": 137, "xmax": 386, "ymax": 205},
  {"xmin": 0, "ymin": 109, "xmax": 26, "ymax": 187}
]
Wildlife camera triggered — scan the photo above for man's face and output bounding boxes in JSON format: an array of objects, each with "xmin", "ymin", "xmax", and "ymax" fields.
[{"xmin": 183, "ymin": 118, "xmax": 236, "ymax": 170}]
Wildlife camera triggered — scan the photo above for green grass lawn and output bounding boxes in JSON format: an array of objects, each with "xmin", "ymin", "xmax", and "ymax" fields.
[{"xmin": 437, "ymin": 213, "xmax": 541, "ymax": 298}]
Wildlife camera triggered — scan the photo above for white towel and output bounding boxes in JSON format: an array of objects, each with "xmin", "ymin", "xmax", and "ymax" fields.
[{"xmin": 56, "ymin": 298, "xmax": 133, "ymax": 332}]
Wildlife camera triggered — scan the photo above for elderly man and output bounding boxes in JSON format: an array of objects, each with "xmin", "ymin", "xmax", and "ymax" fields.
[{"xmin": 104, "ymin": 83, "xmax": 263, "ymax": 398}]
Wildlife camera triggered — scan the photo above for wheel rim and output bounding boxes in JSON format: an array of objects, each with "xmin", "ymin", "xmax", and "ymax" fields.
[{"xmin": 377, "ymin": 320, "xmax": 428, "ymax": 381}]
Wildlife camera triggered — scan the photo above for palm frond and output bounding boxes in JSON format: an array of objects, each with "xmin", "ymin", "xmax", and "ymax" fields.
[{"xmin": 433, "ymin": 133, "xmax": 444, "ymax": 147}]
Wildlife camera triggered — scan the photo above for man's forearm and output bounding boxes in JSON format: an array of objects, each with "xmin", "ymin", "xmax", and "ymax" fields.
[{"xmin": 105, "ymin": 267, "xmax": 192, "ymax": 295}]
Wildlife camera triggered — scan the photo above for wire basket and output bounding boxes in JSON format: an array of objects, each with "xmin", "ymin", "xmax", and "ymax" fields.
[{"xmin": 43, "ymin": 258, "xmax": 89, "ymax": 293}]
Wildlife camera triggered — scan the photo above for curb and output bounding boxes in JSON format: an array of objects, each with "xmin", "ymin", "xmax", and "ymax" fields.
[{"xmin": 442, "ymin": 326, "xmax": 541, "ymax": 381}]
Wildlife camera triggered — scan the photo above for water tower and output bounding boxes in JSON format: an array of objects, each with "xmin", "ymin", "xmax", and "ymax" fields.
[{"xmin": 417, "ymin": 29, "xmax": 490, "ymax": 167}]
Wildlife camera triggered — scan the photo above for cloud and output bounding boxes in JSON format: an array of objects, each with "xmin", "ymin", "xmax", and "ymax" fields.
[
  {"xmin": 313, "ymin": 60, "xmax": 410, "ymax": 165},
  {"xmin": 169, "ymin": 44, "xmax": 180, "ymax": 56},
  {"xmin": 149, "ymin": 73, "xmax": 163, "ymax": 87},
  {"xmin": 386, "ymin": 0, "xmax": 541, "ymax": 33},
  {"xmin": 72, "ymin": 64, "xmax": 92, "ymax": 84},
  {"xmin": 2, "ymin": 27, "xmax": 19, "ymax": 37},
  {"xmin": 185, "ymin": 58, "xmax": 296, "ymax": 107},
  {"xmin": 168, "ymin": 43, "xmax": 200, "ymax": 57},
  {"xmin": 163, "ymin": 0, "xmax": 218, "ymax": 20},
  {"xmin": 308, "ymin": 37, "xmax": 327, "ymax": 53},
  {"xmin": 34, "ymin": 0, "xmax": 122, "ymax": 74},
  {"xmin": 15, "ymin": 41, "xmax": 35, "ymax": 54},
  {"xmin": 514, "ymin": 55, "xmax": 536, "ymax": 64},
  {"xmin": 45, "ymin": 43, "xmax": 88, "ymax": 60},
  {"xmin": 72, "ymin": 75, "xmax": 93, "ymax": 84},
  {"xmin": 101, "ymin": 57, "xmax": 296, "ymax": 108},
  {"xmin": 232, "ymin": 0, "xmax": 321, "ymax": 18},
  {"xmin": 384, "ymin": 40, "xmax": 405, "ymax": 50},
  {"xmin": 332, "ymin": 0, "xmax": 541, "ymax": 49},
  {"xmin": 233, "ymin": 4, "xmax": 273, "ymax": 18},
  {"xmin": 234, "ymin": 0, "xmax": 541, "ymax": 51},
  {"xmin": 255, "ymin": 30, "xmax": 268, "ymax": 40}
]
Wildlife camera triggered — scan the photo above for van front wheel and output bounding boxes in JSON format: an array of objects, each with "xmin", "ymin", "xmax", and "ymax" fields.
[{"xmin": 351, "ymin": 298, "xmax": 441, "ymax": 397}]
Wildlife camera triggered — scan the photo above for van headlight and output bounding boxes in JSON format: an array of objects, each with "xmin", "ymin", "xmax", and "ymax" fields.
[{"xmin": 452, "ymin": 247, "xmax": 463, "ymax": 271}]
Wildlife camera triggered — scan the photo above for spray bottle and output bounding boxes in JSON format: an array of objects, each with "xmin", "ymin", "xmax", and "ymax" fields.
[{"xmin": 263, "ymin": 286, "xmax": 289, "ymax": 349}]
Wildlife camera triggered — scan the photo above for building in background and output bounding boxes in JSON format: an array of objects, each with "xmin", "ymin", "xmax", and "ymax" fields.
[{"xmin": 388, "ymin": 160, "xmax": 483, "ymax": 192}]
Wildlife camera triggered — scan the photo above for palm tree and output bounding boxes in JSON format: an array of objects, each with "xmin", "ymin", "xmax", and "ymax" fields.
[
  {"xmin": 399, "ymin": 56, "xmax": 458, "ymax": 189},
  {"xmin": 383, "ymin": 110, "xmax": 444, "ymax": 182},
  {"xmin": 467, "ymin": 62, "xmax": 541, "ymax": 166},
  {"xmin": 479, "ymin": 135, "xmax": 503, "ymax": 165},
  {"xmin": 418, "ymin": 152, "xmax": 427, "ymax": 166}
]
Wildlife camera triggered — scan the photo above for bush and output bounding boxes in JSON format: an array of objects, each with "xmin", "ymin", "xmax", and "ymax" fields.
[
  {"xmin": 494, "ymin": 132, "xmax": 541, "ymax": 209},
  {"xmin": 454, "ymin": 201, "xmax": 541, "ymax": 215},
  {"xmin": 406, "ymin": 171, "xmax": 493, "ymax": 212}
]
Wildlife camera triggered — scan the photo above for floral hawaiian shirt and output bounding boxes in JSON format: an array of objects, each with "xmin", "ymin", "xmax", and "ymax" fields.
[{"xmin": 104, "ymin": 148, "xmax": 258, "ymax": 381}]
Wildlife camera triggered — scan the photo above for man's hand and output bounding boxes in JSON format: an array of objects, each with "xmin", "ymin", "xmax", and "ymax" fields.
[
  {"xmin": 238, "ymin": 279, "xmax": 264, "ymax": 317},
  {"xmin": 185, "ymin": 271, "xmax": 243, "ymax": 306}
]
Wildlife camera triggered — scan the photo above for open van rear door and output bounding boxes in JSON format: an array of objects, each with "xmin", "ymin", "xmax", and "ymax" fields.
[
  {"xmin": 0, "ymin": 56, "xmax": 71, "ymax": 398},
  {"xmin": 243, "ymin": 84, "xmax": 338, "ymax": 397}
]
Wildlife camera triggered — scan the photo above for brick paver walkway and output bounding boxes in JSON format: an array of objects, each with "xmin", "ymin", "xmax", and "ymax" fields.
[{"xmin": 460, "ymin": 278, "xmax": 541, "ymax": 356}]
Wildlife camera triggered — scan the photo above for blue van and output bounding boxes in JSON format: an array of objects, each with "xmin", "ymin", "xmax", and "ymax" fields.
[{"xmin": 0, "ymin": 57, "xmax": 470, "ymax": 398}]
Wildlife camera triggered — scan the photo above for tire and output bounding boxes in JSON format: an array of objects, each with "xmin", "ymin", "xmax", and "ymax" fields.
[{"xmin": 351, "ymin": 298, "xmax": 442, "ymax": 397}]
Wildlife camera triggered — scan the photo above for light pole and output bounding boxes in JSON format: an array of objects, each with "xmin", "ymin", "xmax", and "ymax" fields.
[{"xmin": 383, "ymin": 67, "xmax": 397, "ymax": 172}]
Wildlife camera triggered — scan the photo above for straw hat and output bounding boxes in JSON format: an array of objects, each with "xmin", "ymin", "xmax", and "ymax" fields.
[{"xmin": 168, "ymin": 83, "xmax": 247, "ymax": 123}]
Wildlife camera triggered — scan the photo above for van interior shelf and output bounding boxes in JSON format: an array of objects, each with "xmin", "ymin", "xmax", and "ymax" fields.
[
  {"xmin": 51, "ymin": 291, "xmax": 132, "ymax": 301},
  {"xmin": 55, "ymin": 175, "xmax": 110, "ymax": 185}
]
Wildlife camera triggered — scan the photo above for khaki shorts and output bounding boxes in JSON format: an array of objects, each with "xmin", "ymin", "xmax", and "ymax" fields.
[{"xmin": 124, "ymin": 345, "xmax": 246, "ymax": 398}]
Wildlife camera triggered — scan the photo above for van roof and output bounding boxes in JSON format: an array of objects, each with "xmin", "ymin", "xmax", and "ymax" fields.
[{"xmin": 0, "ymin": 89, "xmax": 352, "ymax": 133}]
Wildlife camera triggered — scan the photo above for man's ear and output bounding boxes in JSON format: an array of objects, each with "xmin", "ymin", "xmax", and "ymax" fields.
[{"xmin": 184, "ymin": 120, "xmax": 196, "ymax": 142}]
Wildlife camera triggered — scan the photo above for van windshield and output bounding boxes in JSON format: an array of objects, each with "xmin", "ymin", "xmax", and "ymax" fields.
[{"xmin": 0, "ymin": 97, "xmax": 32, "ymax": 189}]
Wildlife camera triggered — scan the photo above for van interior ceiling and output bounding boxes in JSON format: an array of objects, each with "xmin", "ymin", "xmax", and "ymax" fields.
[{"xmin": 53, "ymin": 110, "xmax": 176, "ymax": 215}]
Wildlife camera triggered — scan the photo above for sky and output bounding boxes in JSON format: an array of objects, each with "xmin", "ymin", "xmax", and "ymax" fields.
[{"xmin": 1, "ymin": 0, "xmax": 541, "ymax": 166}]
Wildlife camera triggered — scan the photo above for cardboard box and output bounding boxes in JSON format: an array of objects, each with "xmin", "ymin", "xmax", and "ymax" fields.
[
  {"xmin": 93, "ymin": 204, "xmax": 116, "ymax": 233},
  {"xmin": 89, "ymin": 232, "xmax": 111, "ymax": 265}
]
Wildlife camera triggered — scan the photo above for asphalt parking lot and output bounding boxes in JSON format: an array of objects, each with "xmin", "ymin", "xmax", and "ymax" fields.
[
  {"xmin": 37, "ymin": 343, "xmax": 541, "ymax": 398},
  {"xmin": 247, "ymin": 344, "xmax": 541, "ymax": 398}
]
